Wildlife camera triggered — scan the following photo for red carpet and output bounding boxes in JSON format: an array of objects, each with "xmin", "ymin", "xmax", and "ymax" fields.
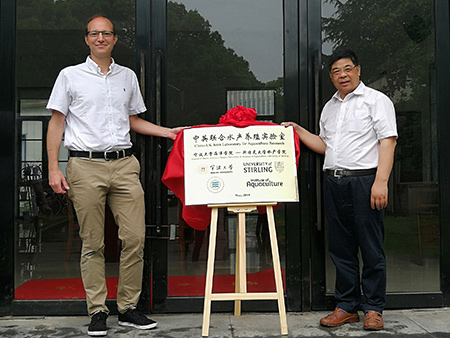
[{"xmin": 15, "ymin": 269, "xmax": 285, "ymax": 300}]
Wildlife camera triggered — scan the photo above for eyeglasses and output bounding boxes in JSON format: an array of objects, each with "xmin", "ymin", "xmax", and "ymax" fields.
[
  {"xmin": 330, "ymin": 65, "xmax": 358, "ymax": 76},
  {"xmin": 87, "ymin": 30, "xmax": 115, "ymax": 38}
]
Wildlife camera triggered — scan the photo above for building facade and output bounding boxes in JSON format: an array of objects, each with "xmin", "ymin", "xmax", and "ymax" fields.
[{"xmin": 1, "ymin": 0, "xmax": 450, "ymax": 316}]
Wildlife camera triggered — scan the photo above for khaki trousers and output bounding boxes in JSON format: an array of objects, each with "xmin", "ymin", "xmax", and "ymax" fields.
[{"xmin": 66, "ymin": 155, "xmax": 145, "ymax": 315}]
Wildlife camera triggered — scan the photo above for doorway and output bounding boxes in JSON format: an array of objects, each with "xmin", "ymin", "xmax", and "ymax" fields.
[
  {"xmin": 149, "ymin": 0, "xmax": 291, "ymax": 313},
  {"xmin": 8, "ymin": 0, "xmax": 448, "ymax": 316},
  {"xmin": 303, "ymin": 0, "xmax": 442, "ymax": 310}
]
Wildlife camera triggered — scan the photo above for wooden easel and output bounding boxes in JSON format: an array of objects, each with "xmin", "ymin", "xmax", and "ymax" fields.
[{"xmin": 201, "ymin": 202, "xmax": 288, "ymax": 336}]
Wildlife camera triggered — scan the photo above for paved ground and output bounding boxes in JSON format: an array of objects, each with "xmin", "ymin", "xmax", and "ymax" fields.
[{"xmin": 1, "ymin": 308, "xmax": 450, "ymax": 337}]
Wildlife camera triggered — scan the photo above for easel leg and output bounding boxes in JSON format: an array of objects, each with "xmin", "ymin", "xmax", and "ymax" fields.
[
  {"xmin": 202, "ymin": 207, "xmax": 219, "ymax": 337},
  {"xmin": 266, "ymin": 206, "xmax": 288, "ymax": 335},
  {"xmin": 234, "ymin": 215, "xmax": 241, "ymax": 316},
  {"xmin": 234, "ymin": 211, "xmax": 247, "ymax": 316}
]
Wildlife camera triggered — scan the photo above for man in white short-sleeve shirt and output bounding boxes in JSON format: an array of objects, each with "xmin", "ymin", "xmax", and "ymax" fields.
[
  {"xmin": 283, "ymin": 49, "xmax": 397, "ymax": 331},
  {"xmin": 46, "ymin": 15, "xmax": 183, "ymax": 337}
]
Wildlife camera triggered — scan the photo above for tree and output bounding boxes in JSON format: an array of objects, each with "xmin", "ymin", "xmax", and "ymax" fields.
[
  {"xmin": 17, "ymin": 0, "xmax": 264, "ymax": 126},
  {"xmin": 264, "ymin": 77, "xmax": 284, "ymax": 121},
  {"xmin": 323, "ymin": 0, "xmax": 433, "ymax": 104},
  {"xmin": 16, "ymin": 0, "xmax": 136, "ymax": 89},
  {"xmin": 322, "ymin": 0, "xmax": 435, "ymax": 181},
  {"xmin": 167, "ymin": 2, "xmax": 262, "ymax": 126}
]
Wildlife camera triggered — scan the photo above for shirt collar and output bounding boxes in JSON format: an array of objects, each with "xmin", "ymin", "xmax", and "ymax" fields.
[
  {"xmin": 332, "ymin": 81, "xmax": 365, "ymax": 101},
  {"xmin": 85, "ymin": 56, "xmax": 116, "ymax": 74}
]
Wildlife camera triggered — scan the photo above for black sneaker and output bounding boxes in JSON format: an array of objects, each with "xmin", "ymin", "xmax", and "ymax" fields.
[
  {"xmin": 88, "ymin": 311, "xmax": 108, "ymax": 336},
  {"xmin": 118, "ymin": 309, "xmax": 158, "ymax": 330}
]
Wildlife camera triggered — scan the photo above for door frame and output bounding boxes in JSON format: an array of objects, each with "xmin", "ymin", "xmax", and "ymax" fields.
[
  {"xmin": 0, "ymin": 0, "xmax": 16, "ymax": 316},
  {"xmin": 435, "ymin": 0, "xmax": 450, "ymax": 308},
  {"xmin": 143, "ymin": 0, "xmax": 306, "ymax": 313},
  {"xmin": 300, "ymin": 0, "xmax": 450, "ymax": 311},
  {"xmin": 135, "ymin": 0, "xmax": 168, "ymax": 313}
]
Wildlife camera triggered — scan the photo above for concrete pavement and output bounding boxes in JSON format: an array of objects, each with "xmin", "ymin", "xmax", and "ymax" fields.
[{"xmin": 1, "ymin": 308, "xmax": 450, "ymax": 337}]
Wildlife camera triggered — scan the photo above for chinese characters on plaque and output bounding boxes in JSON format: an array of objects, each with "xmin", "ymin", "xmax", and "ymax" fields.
[{"xmin": 184, "ymin": 125, "xmax": 299, "ymax": 205}]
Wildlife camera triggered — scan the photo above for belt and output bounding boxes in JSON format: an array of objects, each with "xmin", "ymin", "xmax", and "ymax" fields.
[
  {"xmin": 325, "ymin": 168, "xmax": 377, "ymax": 178},
  {"xmin": 69, "ymin": 148, "xmax": 132, "ymax": 160}
]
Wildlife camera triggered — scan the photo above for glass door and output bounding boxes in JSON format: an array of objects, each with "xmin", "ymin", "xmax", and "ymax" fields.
[
  {"xmin": 14, "ymin": 0, "xmax": 140, "ymax": 314},
  {"xmin": 308, "ymin": 0, "xmax": 442, "ymax": 310},
  {"xmin": 152, "ymin": 0, "xmax": 290, "ymax": 312}
]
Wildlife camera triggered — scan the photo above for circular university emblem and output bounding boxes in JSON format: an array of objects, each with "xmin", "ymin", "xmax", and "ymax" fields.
[
  {"xmin": 207, "ymin": 177, "xmax": 224, "ymax": 193},
  {"xmin": 197, "ymin": 165, "xmax": 209, "ymax": 175}
]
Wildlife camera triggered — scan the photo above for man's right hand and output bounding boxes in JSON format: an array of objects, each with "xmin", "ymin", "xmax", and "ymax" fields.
[
  {"xmin": 281, "ymin": 121, "xmax": 327, "ymax": 155},
  {"xmin": 49, "ymin": 169, "xmax": 70, "ymax": 194}
]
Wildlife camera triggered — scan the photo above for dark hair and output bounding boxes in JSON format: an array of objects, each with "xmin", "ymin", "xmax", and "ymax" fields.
[
  {"xmin": 85, "ymin": 15, "xmax": 117, "ymax": 36},
  {"xmin": 328, "ymin": 49, "xmax": 359, "ymax": 72}
]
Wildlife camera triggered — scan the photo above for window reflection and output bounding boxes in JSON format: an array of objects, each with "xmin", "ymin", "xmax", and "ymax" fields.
[
  {"xmin": 15, "ymin": 0, "xmax": 136, "ymax": 300},
  {"xmin": 167, "ymin": 0, "xmax": 284, "ymax": 127},
  {"xmin": 322, "ymin": 0, "xmax": 439, "ymax": 293},
  {"xmin": 167, "ymin": 0, "xmax": 286, "ymax": 296}
]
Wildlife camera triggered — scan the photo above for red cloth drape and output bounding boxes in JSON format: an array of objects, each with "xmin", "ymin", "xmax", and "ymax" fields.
[{"xmin": 162, "ymin": 107, "xmax": 300, "ymax": 230}]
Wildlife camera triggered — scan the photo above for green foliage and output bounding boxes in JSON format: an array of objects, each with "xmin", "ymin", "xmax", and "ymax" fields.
[
  {"xmin": 322, "ymin": 0, "xmax": 435, "ymax": 182},
  {"xmin": 17, "ymin": 0, "xmax": 264, "ymax": 127},
  {"xmin": 323, "ymin": 0, "xmax": 434, "ymax": 104},
  {"xmin": 264, "ymin": 77, "xmax": 284, "ymax": 121},
  {"xmin": 17, "ymin": 0, "xmax": 135, "ymax": 31},
  {"xmin": 16, "ymin": 0, "xmax": 136, "ymax": 89},
  {"xmin": 167, "ymin": 2, "xmax": 262, "ymax": 126}
]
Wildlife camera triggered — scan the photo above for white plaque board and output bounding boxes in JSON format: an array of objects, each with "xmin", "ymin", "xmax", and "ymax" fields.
[{"xmin": 184, "ymin": 125, "xmax": 299, "ymax": 205}]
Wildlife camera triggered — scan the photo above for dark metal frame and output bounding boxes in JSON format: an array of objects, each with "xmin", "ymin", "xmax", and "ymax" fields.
[
  {"xmin": 0, "ymin": 0, "xmax": 16, "ymax": 315},
  {"xmin": 283, "ymin": 0, "xmax": 304, "ymax": 312},
  {"xmin": 136, "ymin": 0, "xmax": 171, "ymax": 313},
  {"xmin": 435, "ymin": 0, "xmax": 450, "ymax": 306}
]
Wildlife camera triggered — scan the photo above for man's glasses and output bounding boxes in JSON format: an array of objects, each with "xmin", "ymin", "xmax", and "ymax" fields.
[
  {"xmin": 330, "ymin": 65, "xmax": 358, "ymax": 76},
  {"xmin": 87, "ymin": 31, "xmax": 115, "ymax": 38}
]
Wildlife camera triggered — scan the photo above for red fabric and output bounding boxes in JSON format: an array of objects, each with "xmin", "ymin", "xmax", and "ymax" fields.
[{"xmin": 162, "ymin": 106, "xmax": 300, "ymax": 230}]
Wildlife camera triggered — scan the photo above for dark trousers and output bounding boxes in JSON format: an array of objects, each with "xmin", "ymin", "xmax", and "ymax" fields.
[{"xmin": 323, "ymin": 174, "xmax": 386, "ymax": 313}]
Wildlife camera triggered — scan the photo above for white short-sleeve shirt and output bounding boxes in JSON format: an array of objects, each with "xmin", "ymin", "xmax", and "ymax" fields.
[
  {"xmin": 319, "ymin": 82, "xmax": 398, "ymax": 170},
  {"xmin": 46, "ymin": 56, "xmax": 146, "ymax": 152}
]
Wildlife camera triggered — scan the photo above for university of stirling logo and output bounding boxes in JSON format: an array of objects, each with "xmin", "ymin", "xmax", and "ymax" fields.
[{"xmin": 274, "ymin": 161, "xmax": 285, "ymax": 173}]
